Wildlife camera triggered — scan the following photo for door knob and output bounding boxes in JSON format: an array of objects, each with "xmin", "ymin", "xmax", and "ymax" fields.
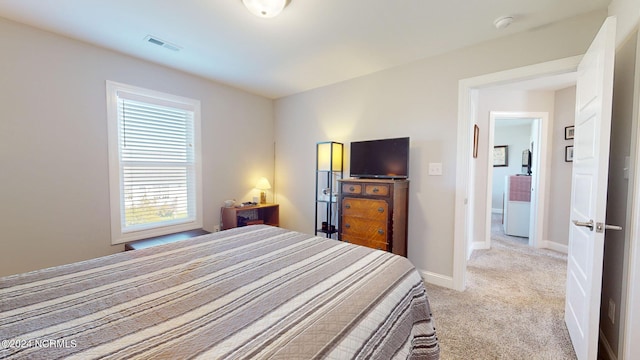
[
  {"xmin": 573, "ymin": 219, "xmax": 623, "ymax": 233},
  {"xmin": 596, "ymin": 222, "xmax": 623, "ymax": 233},
  {"xmin": 572, "ymin": 219, "xmax": 594, "ymax": 231}
]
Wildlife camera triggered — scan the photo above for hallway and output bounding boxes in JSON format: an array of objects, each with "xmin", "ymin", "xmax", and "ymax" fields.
[
  {"xmin": 491, "ymin": 212, "xmax": 528, "ymax": 246},
  {"xmin": 426, "ymin": 216, "xmax": 573, "ymax": 359}
]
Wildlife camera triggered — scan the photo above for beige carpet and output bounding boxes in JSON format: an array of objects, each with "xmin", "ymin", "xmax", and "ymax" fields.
[{"xmin": 424, "ymin": 227, "xmax": 576, "ymax": 359}]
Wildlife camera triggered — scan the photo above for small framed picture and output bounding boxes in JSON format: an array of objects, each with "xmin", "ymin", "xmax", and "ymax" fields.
[
  {"xmin": 565, "ymin": 126, "xmax": 575, "ymax": 140},
  {"xmin": 473, "ymin": 124, "xmax": 479, "ymax": 159},
  {"xmin": 565, "ymin": 145, "xmax": 574, "ymax": 162},
  {"xmin": 493, "ymin": 145, "xmax": 508, "ymax": 167}
]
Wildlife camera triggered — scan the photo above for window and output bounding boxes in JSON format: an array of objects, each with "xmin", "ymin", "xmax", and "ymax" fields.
[{"xmin": 106, "ymin": 81, "xmax": 202, "ymax": 244}]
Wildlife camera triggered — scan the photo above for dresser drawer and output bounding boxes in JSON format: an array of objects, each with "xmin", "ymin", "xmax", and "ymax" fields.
[
  {"xmin": 364, "ymin": 184, "xmax": 389, "ymax": 196},
  {"xmin": 342, "ymin": 235, "xmax": 389, "ymax": 251},
  {"xmin": 342, "ymin": 216, "xmax": 388, "ymax": 242},
  {"xmin": 342, "ymin": 198, "xmax": 388, "ymax": 220},
  {"xmin": 342, "ymin": 183, "xmax": 362, "ymax": 194}
]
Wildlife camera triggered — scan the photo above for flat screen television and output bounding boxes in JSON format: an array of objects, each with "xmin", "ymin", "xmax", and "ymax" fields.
[{"xmin": 350, "ymin": 137, "xmax": 409, "ymax": 179}]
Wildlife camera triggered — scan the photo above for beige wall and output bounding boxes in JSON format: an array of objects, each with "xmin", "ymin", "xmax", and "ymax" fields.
[
  {"xmin": 609, "ymin": 0, "xmax": 640, "ymax": 45},
  {"xmin": 600, "ymin": 30, "xmax": 638, "ymax": 359},
  {"xmin": 274, "ymin": 11, "xmax": 607, "ymax": 277},
  {"xmin": 548, "ymin": 86, "xmax": 576, "ymax": 247},
  {"xmin": 607, "ymin": 2, "xmax": 640, "ymax": 358},
  {"xmin": 0, "ymin": 17, "xmax": 275, "ymax": 276}
]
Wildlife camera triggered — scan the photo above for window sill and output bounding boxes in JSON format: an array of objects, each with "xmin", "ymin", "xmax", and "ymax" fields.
[{"xmin": 124, "ymin": 229, "xmax": 210, "ymax": 251}]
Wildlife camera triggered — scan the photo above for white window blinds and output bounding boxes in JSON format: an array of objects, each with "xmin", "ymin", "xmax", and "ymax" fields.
[{"xmin": 107, "ymin": 81, "xmax": 202, "ymax": 243}]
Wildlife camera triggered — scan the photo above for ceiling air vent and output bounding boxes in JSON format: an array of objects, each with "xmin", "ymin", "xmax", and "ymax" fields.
[{"xmin": 144, "ymin": 35, "xmax": 182, "ymax": 52}]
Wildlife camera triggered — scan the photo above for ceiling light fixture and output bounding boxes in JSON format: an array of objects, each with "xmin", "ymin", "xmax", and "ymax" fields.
[
  {"xmin": 242, "ymin": 0, "xmax": 290, "ymax": 18},
  {"xmin": 493, "ymin": 16, "xmax": 514, "ymax": 30}
]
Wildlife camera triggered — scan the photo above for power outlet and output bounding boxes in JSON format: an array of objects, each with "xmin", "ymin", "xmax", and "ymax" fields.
[
  {"xmin": 213, "ymin": 225, "xmax": 221, "ymax": 232},
  {"xmin": 608, "ymin": 298, "xmax": 615, "ymax": 324}
]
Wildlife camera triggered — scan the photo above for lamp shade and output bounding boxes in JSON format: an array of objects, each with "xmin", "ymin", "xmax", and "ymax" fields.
[
  {"xmin": 242, "ymin": 0, "xmax": 287, "ymax": 18},
  {"xmin": 255, "ymin": 177, "xmax": 272, "ymax": 190},
  {"xmin": 317, "ymin": 142, "xmax": 343, "ymax": 172}
]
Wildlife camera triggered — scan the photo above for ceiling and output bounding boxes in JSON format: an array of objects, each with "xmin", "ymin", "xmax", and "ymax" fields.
[{"xmin": 0, "ymin": 0, "xmax": 610, "ymax": 99}]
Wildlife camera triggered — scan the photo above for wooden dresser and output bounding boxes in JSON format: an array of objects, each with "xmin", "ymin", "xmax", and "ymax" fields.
[{"xmin": 338, "ymin": 179, "xmax": 409, "ymax": 256}]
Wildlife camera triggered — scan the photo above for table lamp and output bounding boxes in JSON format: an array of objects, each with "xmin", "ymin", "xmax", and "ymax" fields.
[{"xmin": 255, "ymin": 177, "xmax": 271, "ymax": 204}]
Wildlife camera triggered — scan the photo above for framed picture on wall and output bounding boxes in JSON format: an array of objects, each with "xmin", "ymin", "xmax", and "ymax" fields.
[
  {"xmin": 473, "ymin": 124, "xmax": 479, "ymax": 158},
  {"xmin": 493, "ymin": 145, "xmax": 508, "ymax": 167},
  {"xmin": 565, "ymin": 145, "xmax": 574, "ymax": 162},
  {"xmin": 565, "ymin": 126, "xmax": 575, "ymax": 140}
]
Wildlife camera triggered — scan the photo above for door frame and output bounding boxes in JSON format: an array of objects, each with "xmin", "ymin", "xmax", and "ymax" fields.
[
  {"xmin": 485, "ymin": 112, "xmax": 547, "ymax": 249},
  {"xmin": 620, "ymin": 128, "xmax": 640, "ymax": 359},
  {"xmin": 624, "ymin": 114, "xmax": 640, "ymax": 358},
  {"xmin": 622, "ymin": 33, "xmax": 640, "ymax": 360},
  {"xmin": 453, "ymin": 55, "xmax": 581, "ymax": 291}
]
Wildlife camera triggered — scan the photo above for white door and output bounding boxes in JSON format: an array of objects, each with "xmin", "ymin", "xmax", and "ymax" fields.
[{"xmin": 565, "ymin": 16, "xmax": 616, "ymax": 360}]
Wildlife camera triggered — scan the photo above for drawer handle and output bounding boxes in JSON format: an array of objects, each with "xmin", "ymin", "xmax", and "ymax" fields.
[
  {"xmin": 345, "ymin": 204, "xmax": 351, "ymax": 209},
  {"xmin": 349, "ymin": 186, "xmax": 355, "ymax": 191},
  {"xmin": 378, "ymin": 229, "xmax": 384, "ymax": 235},
  {"xmin": 378, "ymin": 207, "xmax": 384, "ymax": 213},
  {"xmin": 345, "ymin": 223, "xmax": 351, "ymax": 229},
  {"xmin": 373, "ymin": 187, "xmax": 379, "ymax": 193}
]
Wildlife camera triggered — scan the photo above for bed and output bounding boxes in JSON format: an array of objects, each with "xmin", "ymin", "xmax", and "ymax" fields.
[{"xmin": 0, "ymin": 225, "xmax": 439, "ymax": 359}]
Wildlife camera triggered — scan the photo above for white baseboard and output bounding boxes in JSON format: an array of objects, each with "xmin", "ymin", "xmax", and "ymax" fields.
[
  {"xmin": 464, "ymin": 241, "xmax": 489, "ymax": 261},
  {"xmin": 424, "ymin": 240, "xmax": 565, "ymax": 291},
  {"xmin": 541, "ymin": 240, "xmax": 568, "ymax": 254},
  {"xmin": 418, "ymin": 269, "xmax": 455, "ymax": 289},
  {"xmin": 599, "ymin": 328, "xmax": 617, "ymax": 360}
]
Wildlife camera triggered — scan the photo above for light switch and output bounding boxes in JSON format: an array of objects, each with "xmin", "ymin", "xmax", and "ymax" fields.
[{"xmin": 429, "ymin": 163, "xmax": 443, "ymax": 176}]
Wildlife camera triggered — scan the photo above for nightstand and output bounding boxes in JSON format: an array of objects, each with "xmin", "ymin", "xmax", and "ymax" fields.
[{"xmin": 221, "ymin": 203, "xmax": 279, "ymax": 230}]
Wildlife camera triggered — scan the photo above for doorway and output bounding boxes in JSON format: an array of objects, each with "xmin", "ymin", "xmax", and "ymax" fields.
[
  {"xmin": 486, "ymin": 114, "xmax": 542, "ymax": 249},
  {"xmin": 452, "ymin": 56, "xmax": 581, "ymax": 291},
  {"xmin": 452, "ymin": 23, "xmax": 640, "ymax": 360}
]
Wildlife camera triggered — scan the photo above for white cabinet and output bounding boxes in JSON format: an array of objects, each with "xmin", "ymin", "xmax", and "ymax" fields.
[{"xmin": 503, "ymin": 175, "xmax": 531, "ymax": 237}]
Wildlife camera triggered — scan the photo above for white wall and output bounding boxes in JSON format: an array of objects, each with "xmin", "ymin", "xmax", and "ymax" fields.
[
  {"xmin": 274, "ymin": 11, "xmax": 607, "ymax": 279},
  {"xmin": 491, "ymin": 122, "xmax": 532, "ymax": 212},
  {"xmin": 0, "ymin": 17, "xmax": 274, "ymax": 276}
]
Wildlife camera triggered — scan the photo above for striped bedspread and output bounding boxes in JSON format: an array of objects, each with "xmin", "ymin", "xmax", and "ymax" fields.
[{"xmin": 0, "ymin": 225, "xmax": 439, "ymax": 359}]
